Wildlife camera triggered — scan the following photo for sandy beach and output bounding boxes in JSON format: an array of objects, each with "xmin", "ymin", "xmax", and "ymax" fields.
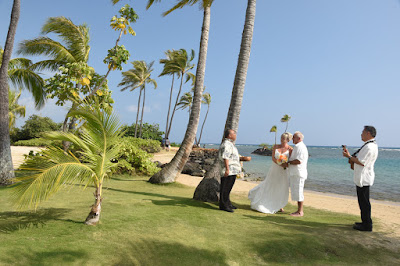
[
  {"xmin": 12, "ymin": 146, "xmax": 400, "ymax": 237},
  {"xmin": 154, "ymin": 147, "xmax": 400, "ymax": 238}
]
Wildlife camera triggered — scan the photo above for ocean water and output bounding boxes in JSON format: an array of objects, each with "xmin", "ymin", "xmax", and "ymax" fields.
[{"xmin": 205, "ymin": 144, "xmax": 400, "ymax": 202}]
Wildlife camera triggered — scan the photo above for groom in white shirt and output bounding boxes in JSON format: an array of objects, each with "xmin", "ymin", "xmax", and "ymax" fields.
[{"xmin": 283, "ymin": 131, "xmax": 308, "ymax": 217}]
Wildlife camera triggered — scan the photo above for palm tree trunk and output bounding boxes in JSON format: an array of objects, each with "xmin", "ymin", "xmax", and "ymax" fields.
[
  {"xmin": 134, "ymin": 89, "xmax": 142, "ymax": 138},
  {"xmin": 165, "ymin": 74, "xmax": 175, "ymax": 138},
  {"xmin": 167, "ymin": 72, "xmax": 185, "ymax": 138},
  {"xmin": 139, "ymin": 87, "xmax": 146, "ymax": 138},
  {"xmin": 85, "ymin": 183, "xmax": 102, "ymax": 225},
  {"xmin": 0, "ymin": 0, "xmax": 20, "ymax": 185},
  {"xmin": 193, "ymin": 0, "xmax": 256, "ymax": 201},
  {"xmin": 197, "ymin": 104, "xmax": 209, "ymax": 146},
  {"xmin": 149, "ymin": 5, "xmax": 211, "ymax": 184}
]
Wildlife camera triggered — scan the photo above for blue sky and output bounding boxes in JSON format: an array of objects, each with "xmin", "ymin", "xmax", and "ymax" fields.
[{"xmin": 1, "ymin": 0, "xmax": 400, "ymax": 147}]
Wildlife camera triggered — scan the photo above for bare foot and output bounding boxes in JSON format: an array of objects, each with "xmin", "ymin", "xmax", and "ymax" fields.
[
  {"xmin": 290, "ymin": 212, "xmax": 304, "ymax": 217},
  {"xmin": 278, "ymin": 208, "xmax": 284, "ymax": 213}
]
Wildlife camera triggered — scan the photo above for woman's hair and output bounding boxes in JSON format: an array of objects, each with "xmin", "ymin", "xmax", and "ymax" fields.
[{"xmin": 281, "ymin": 132, "xmax": 293, "ymax": 142}]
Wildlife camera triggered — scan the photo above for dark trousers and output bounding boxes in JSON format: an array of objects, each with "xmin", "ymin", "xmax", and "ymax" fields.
[
  {"xmin": 219, "ymin": 175, "xmax": 236, "ymax": 209},
  {"xmin": 356, "ymin": 185, "xmax": 372, "ymax": 226}
]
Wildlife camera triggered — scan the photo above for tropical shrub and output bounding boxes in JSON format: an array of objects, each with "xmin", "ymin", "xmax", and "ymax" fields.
[
  {"xmin": 13, "ymin": 138, "xmax": 59, "ymax": 147},
  {"xmin": 121, "ymin": 123, "xmax": 164, "ymax": 141},
  {"xmin": 112, "ymin": 138, "xmax": 160, "ymax": 176}
]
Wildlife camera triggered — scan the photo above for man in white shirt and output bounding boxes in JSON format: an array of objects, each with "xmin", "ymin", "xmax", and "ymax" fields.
[
  {"xmin": 343, "ymin": 126, "xmax": 378, "ymax": 232},
  {"xmin": 218, "ymin": 129, "xmax": 251, "ymax": 212},
  {"xmin": 283, "ymin": 131, "xmax": 308, "ymax": 217}
]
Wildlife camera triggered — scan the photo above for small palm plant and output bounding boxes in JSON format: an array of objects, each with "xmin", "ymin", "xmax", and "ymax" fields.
[
  {"xmin": 280, "ymin": 114, "xmax": 291, "ymax": 132},
  {"xmin": 270, "ymin": 125, "xmax": 277, "ymax": 145},
  {"xmin": 11, "ymin": 102, "xmax": 123, "ymax": 225}
]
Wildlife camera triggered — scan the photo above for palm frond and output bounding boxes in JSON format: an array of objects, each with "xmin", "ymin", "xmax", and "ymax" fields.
[
  {"xmin": 11, "ymin": 146, "xmax": 96, "ymax": 210},
  {"xmin": 18, "ymin": 37, "xmax": 76, "ymax": 63},
  {"xmin": 41, "ymin": 17, "xmax": 90, "ymax": 62},
  {"xmin": 8, "ymin": 68, "xmax": 46, "ymax": 108}
]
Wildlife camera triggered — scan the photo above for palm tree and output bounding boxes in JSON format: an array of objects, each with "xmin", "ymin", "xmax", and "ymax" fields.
[
  {"xmin": 11, "ymin": 102, "xmax": 124, "ymax": 225},
  {"xmin": 270, "ymin": 125, "xmax": 277, "ymax": 145},
  {"xmin": 0, "ymin": 0, "xmax": 20, "ymax": 185},
  {"xmin": 119, "ymin": 60, "xmax": 157, "ymax": 138},
  {"xmin": 148, "ymin": 0, "xmax": 213, "ymax": 184},
  {"xmin": 177, "ymin": 91, "xmax": 193, "ymax": 114},
  {"xmin": 196, "ymin": 92, "xmax": 211, "ymax": 146},
  {"xmin": 281, "ymin": 114, "xmax": 291, "ymax": 132},
  {"xmin": 18, "ymin": 16, "xmax": 91, "ymax": 149},
  {"xmin": 8, "ymin": 89, "xmax": 26, "ymax": 130},
  {"xmin": 159, "ymin": 49, "xmax": 195, "ymax": 139},
  {"xmin": 1, "ymin": 47, "xmax": 46, "ymax": 108},
  {"xmin": 193, "ymin": 0, "xmax": 256, "ymax": 201}
]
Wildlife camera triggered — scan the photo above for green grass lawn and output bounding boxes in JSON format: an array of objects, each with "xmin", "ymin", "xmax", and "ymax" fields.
[{"xmin": 1, "ymin": 174, "xmax": 399, "ymax": 265}]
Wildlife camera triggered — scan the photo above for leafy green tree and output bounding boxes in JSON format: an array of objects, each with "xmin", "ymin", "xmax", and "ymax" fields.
[
  {"xmin": 15, "ymin": 115, "xmax": 61, "ymax": 141},
  {"xmin": 196, "ymin": 92, "xmax": 211, "ymax": 146},
  {"xmin": 159, "ymin": 49, "xmax": 195, "ymax": 139},
  {"xmin": 12, "ymin": 102, "xmax": 124, "ymax": 225},
  {"xmin": 119, "ymin": 60, "xmax": 157, "ymax": 138},
  {"xmin": 270, "ymin": 125, "xmax": 277, "ymax": 145},
  {"xmin": 281, "ymin": 114, "xmax": 291, "ymax": 132},
  {"xmin": 194, "ymin": 0, "xmax": 256, "ymax": 201},
  {"xmin": 148, "ymin": 0, "xmax": 213, "ymax": 184},
  {"xmin": 0, "ymin": 0, "xmax": 20, "ymax": 184},
  {"xmin": 8, "ymin": 89, "xmax": 25, "ymax": 130},
  {"xmin": 121, "ymin": 123, "xmax": 164, "ymax": 141}
]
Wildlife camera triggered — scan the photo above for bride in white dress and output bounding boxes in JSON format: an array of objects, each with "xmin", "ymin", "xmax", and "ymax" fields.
[{"xmin": 248, "ymin": 132, "xmax": 293, "ymax": 214}]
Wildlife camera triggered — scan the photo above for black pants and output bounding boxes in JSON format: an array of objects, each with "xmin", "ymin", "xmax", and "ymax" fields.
[
  {"xmin": 356, "ymin": 185, "xmax": 372, "ymax": 226},
  {"xmin": 219, "ymin": 175, "xmax": 236, "ymax": 209}
]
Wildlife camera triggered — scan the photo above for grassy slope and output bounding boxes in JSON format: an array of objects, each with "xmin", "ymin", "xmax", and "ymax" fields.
[{"xmin": 0, "ymin": 175, "xmax": 399, "ymax": 265}]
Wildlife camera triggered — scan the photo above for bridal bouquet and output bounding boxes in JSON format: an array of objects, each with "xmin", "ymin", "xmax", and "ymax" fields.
[{"xmin": 276, "ymin": 154, "xmax": 288, "ymax": 165}]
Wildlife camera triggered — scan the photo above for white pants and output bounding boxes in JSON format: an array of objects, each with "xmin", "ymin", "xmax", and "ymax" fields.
[{"xmin": 290, "ymin": 175, "xmax": 305, "ymax": 202}]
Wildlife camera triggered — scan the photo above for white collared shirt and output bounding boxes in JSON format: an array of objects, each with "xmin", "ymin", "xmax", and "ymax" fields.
[
  {"xmin": 354, "ymin": 139, "xmax": 378, "ymax": 187},
  {"xmin": 288, "ymin": 141, "xmax": 308, "ymax": 179},
  {"xmin": 219, "ymin": 139, "xmax": 241, "ymax": 176}
]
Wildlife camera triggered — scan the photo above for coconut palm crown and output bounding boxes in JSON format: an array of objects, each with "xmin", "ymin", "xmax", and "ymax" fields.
[
  {"xmin": 17, "ymin": 17, "xmax": 90, "ymax": 72},
  {"xmin": 11, "ymin": 102, "xmax": 123, "ymax": 225},
  {"xmin": 280, "ymin": 114, "xmax": 291, "ymax": 132}
]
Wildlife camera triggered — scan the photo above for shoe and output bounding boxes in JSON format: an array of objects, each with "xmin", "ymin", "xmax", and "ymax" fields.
[
  {"xmin": 353, "ymin": 223, "xmax": 372, "ymax": 232},
  {"xmin": 230, "ymin": 205, "xmax": 237, "ymax": 210},
  {"xmin": 354, "ymin": 222, "xmax": 362, "ymax": 226},
  {"xmin": 220, "ymin": 207, "xmax": 234, "ymax": 213}
]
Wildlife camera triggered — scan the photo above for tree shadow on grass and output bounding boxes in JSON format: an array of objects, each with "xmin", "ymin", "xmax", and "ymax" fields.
[
  {"xmin": 0, "ymin": 208, "xmax": 70, "ymax": 233},
  {"xmin": 243, "ymin": 214, "xmax": 400, "ymax": 264},
  {"xmin": 3, "ymin": 249, "xmax": 89, "ymax": 265},
  {"xmin": 106, "ymin": 187, "xmax": 217, "ymax": 210},
  {"xmin": 112, "ymin": 238, "xmax": 228, "ymax": 265}
]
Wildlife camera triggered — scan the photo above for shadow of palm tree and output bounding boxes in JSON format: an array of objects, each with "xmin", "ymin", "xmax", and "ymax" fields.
[
  {"xmin": 3, "ymin": 250, "xmax": 89, "ymax": 265},
  {"xmin": 0, "ymin": 208, "xmax": 70, "ymax": 233},
  {"xmin": 113, "ymin": 238, "xmax": 228, "ymax": 265},
  {"xmin": 106, "ymin": 187, "xmax": 217, "ymax": 210}
]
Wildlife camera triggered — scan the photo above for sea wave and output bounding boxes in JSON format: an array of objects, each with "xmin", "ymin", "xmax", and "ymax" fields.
[{"xmin": 380, "ymin": 148, "xmax": 400, "ymax": 152}]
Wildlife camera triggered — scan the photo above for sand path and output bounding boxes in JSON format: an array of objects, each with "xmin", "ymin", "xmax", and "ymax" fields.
[{"xmin": 153, "ymin": 147, "xmax": 400, "ymax": 238}]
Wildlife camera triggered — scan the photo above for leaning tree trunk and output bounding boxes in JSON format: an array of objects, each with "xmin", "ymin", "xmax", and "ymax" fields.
[
  {"xmin": 193, "ymin": 0, "xmax": 256, "ymax": 201},
  {"xmin": 0, "ymin": 0, "xmax": 20, "ymax": 185},
  {"xmin": 85, "ymin": 184, "xmax": 103, "ymax": 225},
  {"xmin": 167, "ymin": 72, "xmax": 185, "ymax": 138},
  {"xmin": 134, "ymin": 88, "xmax": 142, "ymax": 138},
  {"xmin": 139, "ymin": 87, "xmax": 146, "ymax": 138},
  {"xmin": 149, "ymin": 5, "xmax": 211, "ymax": 184},
  {"xmin": 197, "ymin": 104, "xmax": 209, "ymax": 145},
  {"xmin": 165, "ymin": 75, "xmax": 175, "ymax": 139}
]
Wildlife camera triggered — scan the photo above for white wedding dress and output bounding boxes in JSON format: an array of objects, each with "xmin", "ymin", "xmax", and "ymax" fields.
[{"xmin": 248, "ymin": 150, "xmax": 289, "ymax": 214}]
